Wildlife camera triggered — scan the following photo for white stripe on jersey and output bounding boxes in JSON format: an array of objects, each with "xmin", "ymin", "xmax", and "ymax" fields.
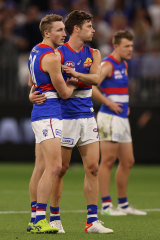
[
  {"xmin": 108, "ymin": 94, "xmax": 129, "ymax": 102},
  {"xmin": 71, "ymin": 89, "xmax": 92, "ymax": 98},
  {"xmin": 44, "ymin": 91, "xmax": 59, "ymax": 99}
]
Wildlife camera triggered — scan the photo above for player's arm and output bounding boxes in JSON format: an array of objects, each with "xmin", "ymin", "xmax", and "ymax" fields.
[
  {"xmin": 28, "ymin": 73, "xmax": 47, "ymax": 105},
  {"xmin": 93, "ymin": 61, "xmax": 122, "ymax": 114},
  {"xmin": 62, "ymin": 49, "xmax": 101, "ymax": 85},
  {"xmin": 42, "ymin": 53, "xmax": 77, "ymax": 99}
]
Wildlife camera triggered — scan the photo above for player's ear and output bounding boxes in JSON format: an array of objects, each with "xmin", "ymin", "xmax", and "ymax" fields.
[{"xmin": 74, "ymin": 25, "xmax": 80, "ymax": 33}]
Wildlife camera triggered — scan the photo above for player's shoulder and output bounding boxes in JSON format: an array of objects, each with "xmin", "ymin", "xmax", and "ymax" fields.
[{"xmin": 43, "ymin": 52, "xmax": 58, "ymax": 64}]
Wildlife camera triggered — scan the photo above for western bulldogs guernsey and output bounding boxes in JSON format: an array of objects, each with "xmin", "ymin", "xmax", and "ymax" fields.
[
  {"xmin": 99, "ymin": 55, "xmax": 129, "ymax": 118},
  {"xmin": 28, "ymin": 43, "xmax": 62, "ymax": 122},
  {"xmin": 57, "ymin": 42, "xmax": 94, "ymax": 119}
]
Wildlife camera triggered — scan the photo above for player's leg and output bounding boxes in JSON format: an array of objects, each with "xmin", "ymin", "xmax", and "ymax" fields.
[
  {"xmin": 49, "ymin": 146, "xmax": 72, "ymax": 233},
  {"xmin": 98, "ymin": 141, "xmax": 125, "ymax": 215},
  {"xmin": 116, "ymin": 142, "xmax": 146, "ymax": 215},
  {"xmin": 27, "ymin": 143, "xmax": 45, "ymax": 232},
  {"xmin": 31, "ymin": 137, "xmax": 62, "ymax": 233},
  {"xmin": 116, "ymin": 142, "xmax": 134, "ymax": 198},
  {"xmin": 79, "ymin": 141, "xmax": 113, "ymax": 234}
]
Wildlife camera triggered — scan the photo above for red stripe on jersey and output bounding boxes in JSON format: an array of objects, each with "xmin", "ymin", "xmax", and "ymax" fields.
[
  {"xmin": 37, "ymin": 43, "xmax": 55, "ymax": 52},
  {"xmin": 57, "ymin": 49, "xmax": 63, "ymax": 64},
  {"xmin": 39, "ymin": 51, "xmax": 54, "ymax": 73},
  {"xmin": 78, "ymin": 80, "xmax": 91, "ymax": 89},
  {"xmin": 102, "ymin": 87, "xmax": 128, "ymax": 94},
  {"xmin": 108, "ymin": 55, "xmax": 121, "ymax": 64},
  {"xmin": 36, "ymin": 83, "xmax": 55, "ymax": 91},
  {"xmin": 65, "ymin": 42, "xmax": 85, "ymax": 54}
]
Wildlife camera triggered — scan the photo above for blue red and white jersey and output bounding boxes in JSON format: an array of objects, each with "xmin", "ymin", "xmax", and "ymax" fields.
[
  {"xmin": 28, "ymin": 43, "xmax": 62, "ymax": 122},
  {"xmin": 57, "ymin": 42, "xmax": 94, "ymax": 119},
  {"xmin": 99, "ymin": 55, "xmax": 129, "ymax": 118}
]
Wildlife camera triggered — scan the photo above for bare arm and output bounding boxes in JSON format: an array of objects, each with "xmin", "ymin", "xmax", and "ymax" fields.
[
  {"xmin": 62, "ymin": 49, "xmax": 101, "ymax": 85},
  {"xmin": 93, "ymin": 61, "xmax": 122, "ymax": 114},
  {"xmin": 42, "ymin": 53, "xmax": 77, "ymax": 99},
  {"xmin": 28, "ymin": 74, "xmax": 47, "ymax": 104}
]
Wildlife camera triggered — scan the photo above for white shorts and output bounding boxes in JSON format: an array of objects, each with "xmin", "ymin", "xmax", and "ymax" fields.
[
  {"xmin": 61, "ymin": 117, "xmax": 99, "ymax": 147},
  {"xmin": 97, "ymin": 112, "xmax": 132, "ymax": 143},
  {"xmin": 32, "ymin": 118, "xmax": 62, "ymax": 143}
]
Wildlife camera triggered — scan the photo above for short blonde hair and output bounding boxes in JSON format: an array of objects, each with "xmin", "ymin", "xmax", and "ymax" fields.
[{"xmin": 39, "ymin": 14, "xmax": 63, "ymax": 37}]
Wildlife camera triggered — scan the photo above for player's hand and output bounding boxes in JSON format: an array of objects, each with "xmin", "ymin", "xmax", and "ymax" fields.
[
  {"xmin": 66, "ymin": 77, "xmax": 78, "ymax": 89},
  {"xmin": 29, "ymin": 91, "xmax": 46, "ymax": 105},
  {"xmin": 62, "ymin": 65, "xmax": 78, "ymax": 78},
  {"xmin": 107, "ymin": 99, "xmax": 123, "ymax": 114}
]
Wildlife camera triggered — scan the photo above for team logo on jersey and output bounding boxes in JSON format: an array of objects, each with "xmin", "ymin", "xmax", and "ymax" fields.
[
  {"xmin": 55, "ymin": 129, "xmax": 62, "ymax": 137},
  {"xmin": 42, "ymin": 129, "xmax": 48, "ymax": 137},
  {"xmin": 93, "ymin": 128, "xmax": 98, "ymax": 132},
  {"xmin": 83, "ymin": 58, "xmax": 92, "ymax": 67},
  {"xmin": 114, "ymin": 70, "xmax": 123, "ymax": 79},
  {"xmin": 64, "ymin": 61, "xmax": 75, "ymax": 69}
]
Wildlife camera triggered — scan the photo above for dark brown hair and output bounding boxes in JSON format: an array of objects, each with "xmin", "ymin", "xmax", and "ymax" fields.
[
  {"xmin": 112, "ymin": 30, "xmax": 134, "ymax": 45},
  {"xmin": 65, "ymin": 10, "xmax": 93, "ymax": 35},
  {"xmin": 39, "ymin": 14, "xmax": 63, "ymax": 37}
]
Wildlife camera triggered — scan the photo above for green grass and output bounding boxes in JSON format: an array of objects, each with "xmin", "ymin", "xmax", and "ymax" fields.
[{"xmin": 0, "ymin": 163, "xmax": 160, "ymax": 240}]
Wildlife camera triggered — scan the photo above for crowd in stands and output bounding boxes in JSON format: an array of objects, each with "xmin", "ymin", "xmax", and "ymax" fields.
[{"xmin": 0, "ymin": 0, "xmax": 160, "ymax": 103}]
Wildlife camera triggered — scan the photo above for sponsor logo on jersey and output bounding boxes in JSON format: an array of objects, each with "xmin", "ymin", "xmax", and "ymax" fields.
[
  {"xmin": 42, "ymin": 129, "xmax": 48, "ymax": 137},
  {"xmin": 83, "ymin": 58, "xmax": 92, "ymax": 67},
  {"xmin": 55, "ymin": 129, "xmax": 62, "ymax": 137},
  {"xmin": 114, "ymin": 70, "xmax": 123, "ymax": 79},
  {"xmin": 62, "ymin": 137, "xmax": 74, "ymax": 145}
]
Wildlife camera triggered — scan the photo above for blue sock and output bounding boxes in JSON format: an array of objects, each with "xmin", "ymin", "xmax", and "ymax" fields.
[
  {"xmin": 101, "ymin": 196, "xmax": 112, "ymax": 210},
  {"xmin": 118, "ymin": 197, "xmax": 129, "ymax": 209},
  {"xmin": 50, "ymin": 206, "xmax": 60, "ymax": 222},
  {"xmin": 34, "ymin": 203, "xmax": 47, "ymax": 224},
  {"xmin": 30, "ymin": 201, "xmax": 37, "ymax": 223},
  {"xmin": 87, "ymin": 205, "xmax": 98, "ymax": 224}
]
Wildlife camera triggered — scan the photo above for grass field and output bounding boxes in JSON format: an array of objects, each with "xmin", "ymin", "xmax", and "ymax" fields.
[{"xmin": 0, "ymin": 163, "xmax": 160, "ymax": 240}]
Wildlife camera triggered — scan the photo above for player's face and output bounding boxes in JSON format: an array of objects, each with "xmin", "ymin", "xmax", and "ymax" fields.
[
  {"xmin": 49, "ymin": 21, "xmax": 66, "ymax": 46},
  {"xmin": 79, "ymin": 20, "xmax": 95, "ymax": 42},
  {"xmin": 116, "ymin": 38, "xmax": 133, "ymax": 60}
]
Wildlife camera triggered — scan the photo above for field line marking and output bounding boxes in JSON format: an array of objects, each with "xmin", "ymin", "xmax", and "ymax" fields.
[{"xmin": 0, "ymin": 209, "xmax": 160, "ymax": 215}]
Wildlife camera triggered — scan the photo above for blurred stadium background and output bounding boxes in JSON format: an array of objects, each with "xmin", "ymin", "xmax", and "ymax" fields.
[{"xmin": 0, "ymin": 0, "xmax": 160, "ymax": 163}]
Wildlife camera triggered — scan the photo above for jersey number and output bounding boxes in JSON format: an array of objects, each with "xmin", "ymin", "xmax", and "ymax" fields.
[{"xmin": 29, "ymin": 55, "xmax": 37, "ymax": 86}]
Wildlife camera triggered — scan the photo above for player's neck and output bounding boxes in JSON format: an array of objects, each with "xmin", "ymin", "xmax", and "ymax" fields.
[
  {"xmin": 68, "ymin": 36, "xmax": 84, "ymax": 53},
  {"xmin": 111, "ymin": 51, "xmax": 122, "ymax": 62},
  {"xmin": 41, "ymin": 39, "xmax": 56, "ymax": 49}
]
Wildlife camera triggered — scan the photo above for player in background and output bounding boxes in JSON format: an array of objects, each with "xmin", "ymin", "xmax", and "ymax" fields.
[
  {"xmin": 27, "ymin": 14, "xmax": 77, "ymax": 234},
  {"xmin": 93, "ymin": 30, "xmax": 147, "ymax": 216},
  {"xmin": 29, "ymin": 10, "xmax": 113, "ymax": 234}
]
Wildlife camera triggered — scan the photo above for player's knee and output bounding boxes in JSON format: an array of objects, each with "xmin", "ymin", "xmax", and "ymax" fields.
[
  {"xmin": 87, "ymin": 163, "xmax": 99, "ymax": 176},
  {"xmin": 59, "ymin": 163, "xmax": 69, "ymax": 177},
  {"xmin": 128, "ymin": 157, "xmax": 135, "ymax": 168},
  {"xmin": 49, "ymin": 163, "xmax": 62, "ymax": 177},
  {"xmin": 102, "ymin": 155, "xmax": 116, "ymax": 169}
]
